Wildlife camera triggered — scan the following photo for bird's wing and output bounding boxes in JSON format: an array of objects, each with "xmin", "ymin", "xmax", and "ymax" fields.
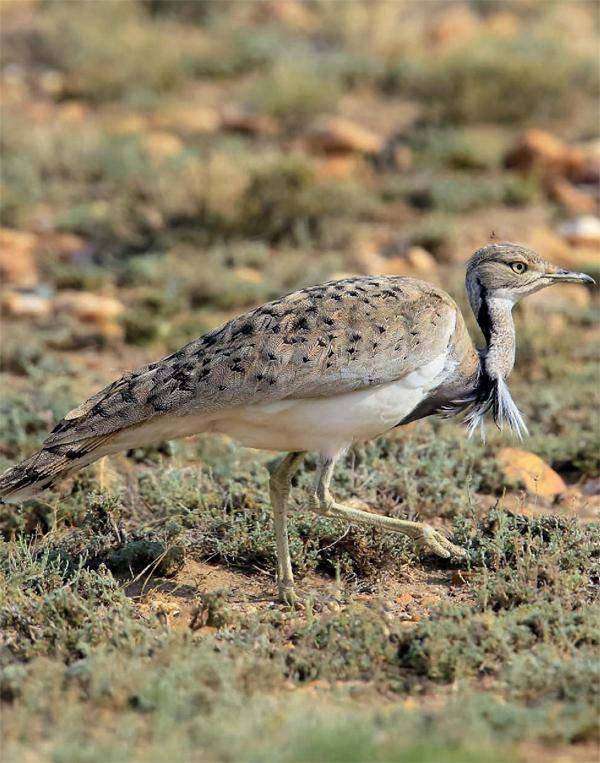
[{"xmin": 44, "ymin": 277, "xmax": 459, "ymax": 447}]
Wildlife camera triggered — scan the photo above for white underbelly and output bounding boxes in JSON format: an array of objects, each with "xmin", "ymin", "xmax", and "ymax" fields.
[{"xmin": 212, "ymin": 353, "xmax": 448, "ymax": 456}]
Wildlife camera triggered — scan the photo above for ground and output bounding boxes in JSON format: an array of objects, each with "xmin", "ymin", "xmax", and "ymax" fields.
[{"xmin": 0, "ymin": 2, "xmax": 599, "ymax": 762}]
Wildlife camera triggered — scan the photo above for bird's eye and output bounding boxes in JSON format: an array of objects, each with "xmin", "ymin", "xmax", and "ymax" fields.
[{"xmin": 510, "ymin": 262, "xmax": 527, "ymax": 274}]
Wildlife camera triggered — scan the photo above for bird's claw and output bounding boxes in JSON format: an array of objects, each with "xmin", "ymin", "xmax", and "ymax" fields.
[
  {"xmin": 416, "ymin": 524, "xmax": 469, "ymax": 562},
  {"xmin": 277, "ymin": 585, "xmax": 303, "ymax": 609}
]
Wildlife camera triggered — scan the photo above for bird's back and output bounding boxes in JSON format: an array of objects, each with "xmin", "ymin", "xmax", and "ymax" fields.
[{"xmin": 47, "ymin": 276, "xmax": 476, "ymax": 447}]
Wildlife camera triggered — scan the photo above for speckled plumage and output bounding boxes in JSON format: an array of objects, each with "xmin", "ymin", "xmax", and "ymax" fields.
[
  {"xmin": 1, "ymin": 275, "xmax": 478, "ymax": 499},
  {"xmin": 49, "ymin": 277, "xmax": 478, "ymax": 443},
  {"xmin": 1, "ymin": 243, "xmax": 593, "ymax": 603}
]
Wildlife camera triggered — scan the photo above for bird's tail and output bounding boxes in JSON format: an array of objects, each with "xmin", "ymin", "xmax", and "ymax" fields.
[{"xmin": 0, "ymin": 437, "xmax": 110, "ymax": 504}]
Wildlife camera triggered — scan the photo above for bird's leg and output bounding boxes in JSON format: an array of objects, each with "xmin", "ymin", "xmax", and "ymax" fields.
[
  {"xmin": 268, "ymin": 451, "xmax": 305, "ymax": 604},
  {"xmin": 308, "ymin": 455, "xmax": 467, "ymax": 561}
]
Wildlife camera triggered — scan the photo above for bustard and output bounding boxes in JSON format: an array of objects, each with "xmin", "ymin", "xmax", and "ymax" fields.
[{"xmin": 0, "ymin": 243, "xmax": 593, "ymax": 603}]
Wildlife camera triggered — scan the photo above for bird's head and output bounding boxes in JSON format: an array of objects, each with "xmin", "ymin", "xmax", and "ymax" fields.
[
  {"xmin": 463, "ymin": 242, "xmax": 594, "ymax": 442},
  {"xmin": 466, "ymin": 242, "xmax": 595, "ymax": 312}
]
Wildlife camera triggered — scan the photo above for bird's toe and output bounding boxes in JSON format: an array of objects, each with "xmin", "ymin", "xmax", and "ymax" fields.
[{"xmin": 417, "ymin": 525, "xmax": 467, "ymax": 562}]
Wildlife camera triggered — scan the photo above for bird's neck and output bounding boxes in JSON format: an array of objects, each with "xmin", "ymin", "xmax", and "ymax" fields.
[
  {"xmin": 476, "ymin": 294, "xmax": 516, "ymax": 382},
  {"xmin": 464, "ymin": 282, "xmax": 526, "ymax": 439}
]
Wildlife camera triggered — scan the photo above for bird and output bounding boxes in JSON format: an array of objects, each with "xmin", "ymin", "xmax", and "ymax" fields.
[{"xmin": 0, "ymin": 242, "xmax": 594, "ymax": 603}]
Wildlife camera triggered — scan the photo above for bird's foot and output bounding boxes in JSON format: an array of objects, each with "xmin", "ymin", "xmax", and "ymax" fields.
[
  {"xmin": 278, "ymin": 584, "xmax": 342, "ymax": 613},
  {"xmin": 415, "ymin": 524, "xmax": 468, "ymax": 562},
  {"xmin": 277, "ymin": 584, "xmax": 303, "ymax": 609}
]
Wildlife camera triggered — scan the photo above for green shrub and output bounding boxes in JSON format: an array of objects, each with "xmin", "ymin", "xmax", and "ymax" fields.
[
  {"xmin": 385, "ymin": 35, "xmax": 598, "ymax": 125},
  {"xmin": 239, "ymin": 155, "xmax": 375, "ymax": 245}
]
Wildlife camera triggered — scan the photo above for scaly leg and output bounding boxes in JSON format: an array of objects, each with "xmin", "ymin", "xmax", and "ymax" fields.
[
  {"xmin": 268, "ymin": 451, "xmax": 305, "ymax": 604},
  {"xmin": 308, "ymin": 455, "xmax": 468, "ymax": 561}
]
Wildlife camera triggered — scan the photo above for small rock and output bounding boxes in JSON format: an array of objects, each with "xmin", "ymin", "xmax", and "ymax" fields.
[
  {"xmin": 305, "ymin": 116, "xmax": 383, "ymax": 156},
  {"xmin": 547, "ymin": 177, "xmax": 597, "ymax": 215},
  {"xmin": 396, "ymin": 593, "xmax": 414, "ymax": 605},
  {"xmin": 2, "ymin": 290, "xmax": 51, "ymax": 318},
  {"xmin": 316, "ymin": 154, "xmax": 357, "ymax": 181},
  {"xmin": 39, "ymin": 69, "xmax": 65, "ymax": 97},
  {"xmin": 268, "ymin": 0, "xmax": 317, "ymax": 31},
  {"xmin": 150, "ymin": 106, "xmax": 219, "ymax": 135},
  {"xmin": 559, "ymin": 216, "xmax": 600, "ymax": 247},
  {"xmin": 234, "ymin": 266, "xmax": 263, "ymax": 284},
  {"xmin": 142, "ymin": 131, "xmax": 184, "ymax": 160},
  {"xmin": 106, "ymin": 114, "xmax": 148, "ymax": 136},
  {"xmin": 376, "ymin": 246, "xmax": 439, "ymax": 280},
  {"xmin": 571, "ymin": 138, "xmax": 600, "ymax": 184},
  {"xmin": 485, "ymin": 11, "xmax": 519, "ymax": 36},
  {"xmin": 0, "ymin": 227, "xmax": 39, "ymax": 286},
  {"xmin": 529, "ymin": 226, "xmax": 597, "ymax": 271},
  {"xmin": 37, "ymin": 231, "xmax": 89, "ymax": 259},
  {"xmin": 220, "ymin": 107, "xmax": 278, "ymax": 136},
  {"xmin": 53, "ymin": 291, "xmax": 124, "ymax": 323},
  {"xmin": 504, "ymin": 129, "xmax": 580, "ymax": 178},
  {"xmin": 427, "ymin": 5, "xmax": 481, "ymax": 49},
  {"xmin": 497, "ymin": 447, "xmax": 567, "ymax": 498},
  {"xmin": 57, "ymin": 100, "xmax": 89, "ymax": 124}
]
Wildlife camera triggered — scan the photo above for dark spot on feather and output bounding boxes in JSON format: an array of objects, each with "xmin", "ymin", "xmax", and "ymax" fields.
[
  {"xmin": 293, "ymin": 316, "xmax": 310, "ymax": 331},
  {"xmin": 121, "ymin": 388, "xmax": 137, "ymax": 404}
]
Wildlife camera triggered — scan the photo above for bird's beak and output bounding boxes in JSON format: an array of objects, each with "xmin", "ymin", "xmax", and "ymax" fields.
[{"xmin": 545, "ymin": 268, "xmax": 596, "ymax": 285}]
